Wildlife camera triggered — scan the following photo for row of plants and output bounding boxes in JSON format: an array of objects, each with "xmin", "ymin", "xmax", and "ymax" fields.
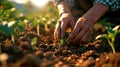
[
  {"xmin": 0, "ymin": 1, "xmax": 58, "ymax": 40},
  {"xmin": 0, "ymin": 1, "xmax": 58, "ymax": 66}
]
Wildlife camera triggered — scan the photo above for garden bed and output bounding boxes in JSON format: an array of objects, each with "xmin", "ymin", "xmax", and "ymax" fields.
[{"xmin": 0, "ymin": 27, "xmax": 120, "ymax": 67}]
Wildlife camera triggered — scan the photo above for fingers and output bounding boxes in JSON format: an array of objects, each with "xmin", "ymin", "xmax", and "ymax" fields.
[
  {"xmin": 67, "ymin": 19, "xmax": 94, "ymax": 44},
  {"xmin": 67, "ymin": 22, "xmax": 82, "ymax": 44},
  {"xmin": 73, "ymin": 28, "xmax": 88, "ymax": 43},
  {"xmin": 61, "ymin": 19, "xmax": 67, "ymax": 38},
  {"xmin": 54, "ymin": 13, "xmax": 75, "ymax": 43},
  {"xmin": 75, "ymin": 30, "xmax": 93, "ymax": 44},
  {"xmin": 54, "ymin": 19, "xmax": 71, "ymax": 42},
  {"xmin": 61, "ymin": 18, "xmax": 75, "ymax": 38},
  {"xmin": 54, "ymin": 21, "xmax": 61, "ymax": 42},
  {"xmin": 80, "ymin": 31, "xmax": 93, "ymax": 42}
]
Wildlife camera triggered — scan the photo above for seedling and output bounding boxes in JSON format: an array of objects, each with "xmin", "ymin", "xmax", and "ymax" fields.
[
  {"xmin": 0, "ymin": 9, "xmax": 25, "ymax": 43},
  {"xmin": 96, "ymin": 25, "xmax": 120, "ymax": 53},
  {"xmin": 60, "ymin": 32, "xmax": 70, "ymax": 46},
  {"xmin": 31, "ymin": 17, "xmax": 44, "ymax": 36},
  {"xmin": 60, "ymin": 38, "xmax": 67, "ymax": 46},
  {"xmin": 31, "ymin": 37, "xmax": 37, "ymax": 50}
]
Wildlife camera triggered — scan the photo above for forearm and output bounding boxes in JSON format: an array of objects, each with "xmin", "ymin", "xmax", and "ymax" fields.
[
  {"xmin": 53, "ymin": 0, "xmax": 72, "ymax": 16},
  {"xmin": 83, "ymin": 4, "xmax": 109, "ymax": 23}
]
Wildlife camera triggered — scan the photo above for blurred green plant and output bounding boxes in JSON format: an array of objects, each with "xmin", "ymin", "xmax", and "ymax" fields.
[
  {"xmin": 0, "ymin": 0, "xmax": 59, "ymax": 43},
  {"xmin": 31, "ymin": 17, "xmax": 41, "ymax": 36},
  {"xmin": 0, "ymin": 8, "xmax": 25, "ymax": 43},
  {"xmin": 60, "ymin": 38, "xmax": 67, "ymax": 46},
  {"xmin": 31, "ymin": 37, "xmax": 37, "ymax": 50},
  {"xmin": 96, "ymin": 25, "xmax": 120, "ymax": 53},
  {"xmin": 60, "ymin": 32, "xmax": 70, "ymax": 46},
  {"xmin": 0, "ymin": 0, "xmax": 14, "ymax": 10},
  {"xmin": 31, "ymin": 16, "xmax": 48, "ymax": 35}
]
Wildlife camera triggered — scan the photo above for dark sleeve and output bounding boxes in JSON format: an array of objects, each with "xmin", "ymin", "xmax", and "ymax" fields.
[
  {"xmin": 65, "ymin": 0, "xmax": 74, "ymax": 7},
  {"xmin": 94, "ymin": 0, "xmax": 120, "ymax": 11}
]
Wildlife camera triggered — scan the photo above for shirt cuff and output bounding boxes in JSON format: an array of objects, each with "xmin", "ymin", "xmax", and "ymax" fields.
[
  {"xmin": 94, "ymin": 0, "xmax": 120, "ymax": 11},
  {"xmin": 65, "ymin": 0, "xmax": 74, "ymax": 7}
]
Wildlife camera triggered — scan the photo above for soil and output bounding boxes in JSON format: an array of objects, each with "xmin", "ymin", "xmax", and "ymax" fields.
[{"xmin": 0, "ymin": 27, "xmax": 120, "ymax": 67}]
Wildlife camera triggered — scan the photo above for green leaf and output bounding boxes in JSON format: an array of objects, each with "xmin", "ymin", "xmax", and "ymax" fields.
[
  {"xmin": 32, "ymin": 21, "xmax": 39, "ymax": 26},
  {"xmin": 31, "ymin": 37, "xmax": 37, "ymax": 50},
  {"xmin": 95, "ymin": 34, "xmax": 108, "ymax": 40},
  {"xmin": 18, "ymin": 22, "xmax": 25, "ymax": 32},
  {"xmin": 0, "ymin": 24, "xmax": 14, "ymax": 36},
  {"xmin": 108, "ymin": 32, "xmax": 114, "ymax": 39},
  {"xmin": 60, "ymin": 38, "xmax": 66, "ymax": 46},
  {"xmin": 31, "ymin": 37, "xmax": 37, "ymax": 45},
  {"xmin": 112, "ymin": 25, "xmax": 120, "ymax": 31},
  {"xmin": 118, "ymin": 30, "xmax": 120, "ymax": 33},
  {"xmin": 107, "ymin": 26, "xmax": 114, "ymax": 33}
]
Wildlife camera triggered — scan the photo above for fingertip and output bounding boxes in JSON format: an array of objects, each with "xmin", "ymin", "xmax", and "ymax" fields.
[
  {"xmin": 66, "ymin": 38, "xmax": 69, "ymax": 44},
  {"xmin": 54, "ymin": 34, "xmax": 60, "ymax": 43},
  {"xmin": 54, "ymin": 31, "xmax": 61, "ymax": 43},
  {"xmin": 67, "ymin": 36, "xmax": 71, "ymax": 44}
]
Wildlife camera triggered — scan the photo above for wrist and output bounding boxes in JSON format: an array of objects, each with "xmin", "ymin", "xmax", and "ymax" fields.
[
  {"xmin": 82, "ymin": 4, "xmax": 109, "ymax": 23},
  {"xmin": 56, "ymin": 1, "xmax": 71, "ymax": 16},
  {"xmin": 59, "ymin": 10, "xmax": 72, "ymax": 16}
]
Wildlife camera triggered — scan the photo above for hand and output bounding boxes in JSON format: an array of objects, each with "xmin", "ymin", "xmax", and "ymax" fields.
[
  {"xmin": 67, "ymin": 4, "xmax": 109, "ymax": 45},
  {"xmin": 67, "ymin": 17, "xmax": 94, "ymax": 44},
  {"xmin": 54, "ymin": 13, "xmax": 75, "ymax": 42}
]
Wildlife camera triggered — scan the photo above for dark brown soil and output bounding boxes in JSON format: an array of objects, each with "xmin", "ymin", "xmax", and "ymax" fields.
[{"xmin": 0, "ymin": 27, "xmax": 120, "ymax": 67}]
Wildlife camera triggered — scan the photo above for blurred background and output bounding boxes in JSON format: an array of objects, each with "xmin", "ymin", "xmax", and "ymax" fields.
[
  {"xmin": 0, "ymin": 0, "xmax": 59, "ymax": 35},
  {"xmin": 0, "ymin": 0, "xmax": 58, "ymax": 22}
]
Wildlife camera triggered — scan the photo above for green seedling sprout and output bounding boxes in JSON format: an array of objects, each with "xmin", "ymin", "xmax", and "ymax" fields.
[
  {"xmin": 32, "ymin": 17, "xmax": 44, "ymax": 36},
  {"xmin": 60, "ymin": 37, "xmax": 67, "ymax": 46},
  {"xmin": 32, "ymin": 18, "xmax": 40, "ymax": 36},
  {"xmin": 60, "ymin": 32, "xmax": 70, "ymax": 46},
  {"xmin": 37, "ymin": 20, "xmax": 40, "ymax": 36},
  {"xmin": 31, "ymin": 37, "xmax": 37, "ymax": 50},
  {"xmin": 96, "ymin": 25, "xmax": 120, "ymax": 53}
]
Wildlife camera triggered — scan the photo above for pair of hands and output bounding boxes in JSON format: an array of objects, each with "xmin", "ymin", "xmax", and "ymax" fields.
[
  {"xmin": 54, "ymin": 2, "xmax": 109, "ymax": 45},
  {"xmin": 54, "ymin": 13, "xmax": 94, "ymax": 44}
]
